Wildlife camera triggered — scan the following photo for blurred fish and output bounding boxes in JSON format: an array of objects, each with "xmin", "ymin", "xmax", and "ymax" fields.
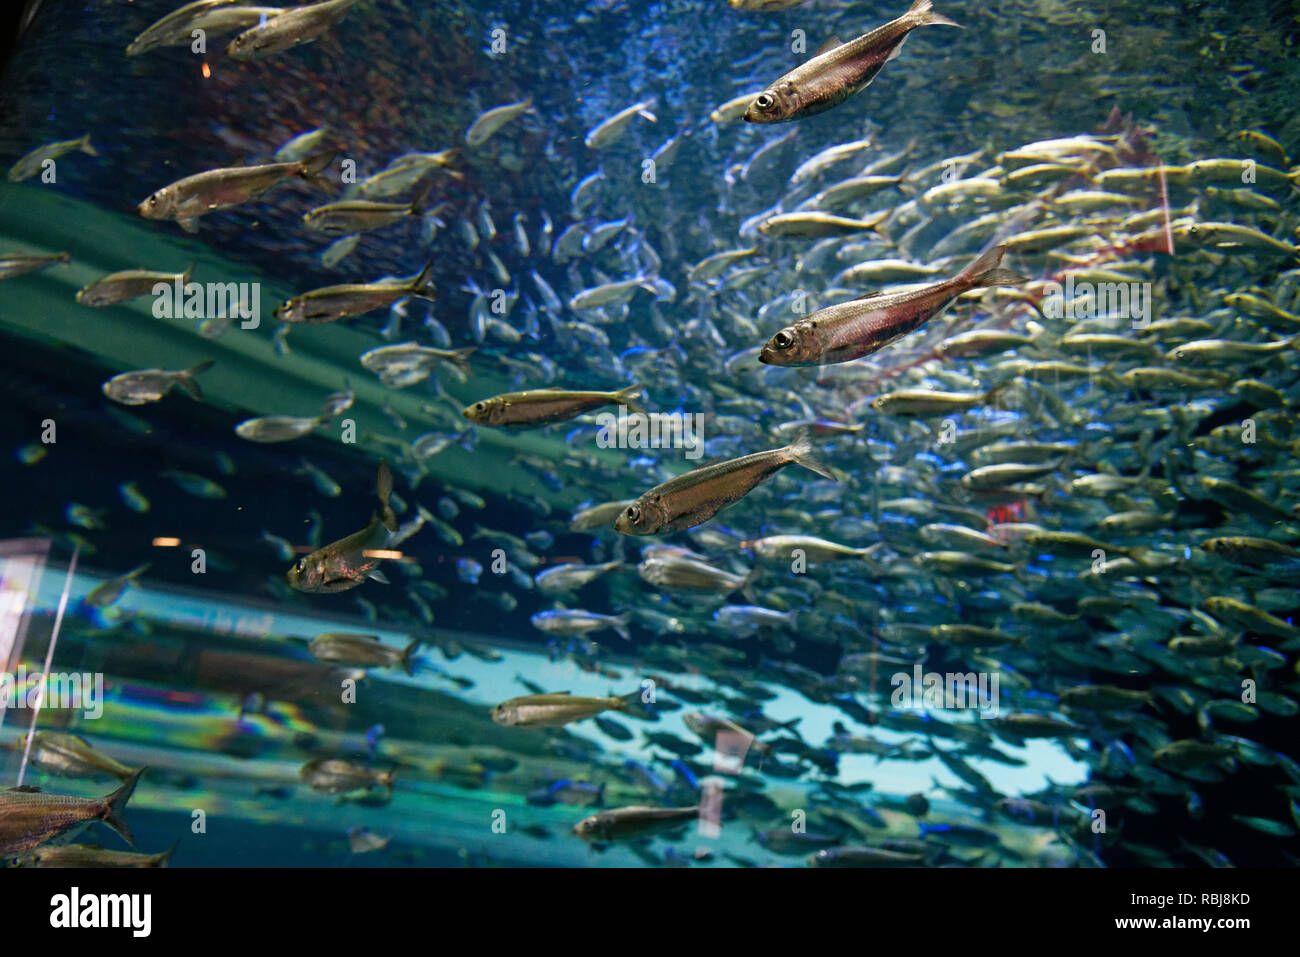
[{"xmin": 8, "ymin": 133, "xmax": 96, "ymax": 182}]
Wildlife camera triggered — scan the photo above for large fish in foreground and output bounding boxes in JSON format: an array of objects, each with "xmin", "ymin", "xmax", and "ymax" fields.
[
  {"xmin": 615, "ymin": 430, "xmax": 835, "ymax": 535},
  {"xmin": 759, "ymin": 244, "xmax": 1025, "ymax": 367},
  {"xmin": 286, "ymin": 460, "xmax": 399, "ymax": 593},
  {"xmin": 744, "ymin": 0, "xmax": 959, "ymax": 124},
  {"xmin": 0, "ymin": 770, "xmax": 142, "ymax": 856}
]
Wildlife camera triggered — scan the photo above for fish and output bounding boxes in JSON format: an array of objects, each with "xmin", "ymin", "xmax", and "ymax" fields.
[
  {"xmin": 535, "ymin": 560, "xmax": 624, "ymax": 595},
  {"xmin": 161, "ymin": 470, "xmax": 226, "ymax": 499},
  {"xmin": 638, "ymin": 554, "xmax": 755, "ymax": 597},
  {"xmin": 354, "ymin": 155, "xmax": 459, "ymax": 200},
  {"xmin": 299, "ymin": 759, "xmax": 394, "ymax": 795},
  {"xmin": 0, "ymin": 770, "xmax": 142, "ymax": 856},
  {"xmin": 235, "ymin": 414, "xmax": 324, "ymax": 443},
  {"xmin": 759, "ymin": 245, "xmax": 1025, "ymax": 366},
  {"xmin": 0, "ymin": 250, "xmax": 70, "ymax": 280},
  {"xmin": 302, "ymin": 186, "xmax": 439, "ymax": 237},
  {"xmin": 585, "ymin": 99, "xmax": 658, "ymax": 150},
  {"xmin": 744, "ymin": 0, "xmax": 959, "ymax": 124},
  {"xmin": 806, "ymin": 845, "xmax": 925, "ymax": 867},
  {"xmin": 744, "ymin": 534, "xmax": 881, "ymax": 563},
  {"xmin": 757, "ymin": 211, "xmax": 889, "ymax": 238},
  {"xmin": 138, "ymin": 150, "xmax": 335, "ymax": 232},
  {"xmin": 616, "ymin": 429, "xmax": 835, "ymax": 534},
  {"xmin": 17, "ymin": 732, "xmax": 141, "ymax": 781},
  {"xmin": 296, "ymin": 459, "xmax": 342, "ymax": 498},
  {"xmin": 462, "ymin": 385, "xmax": 644, "ymax": 428},
  {"xmin": 360, "ymin": 342, "xmax": 475, "ymax": 387},
  {"xmin": 572, "ymin": 805, "xmax": 698, "ymax": 842},
  {"xmin": 466, "ymin": 97, "xmax": 533, "ymax": 146},
  {"xmin": 101, "ymin": 360, "xmax": 214, "ymax": 406},
  {"xmin": 9, "ymin": 841, "xmax": 177, "ymax": 868},
  {"xmin": 8, "ymin": 133, "xmax": 96, "ymax": 182},
  {"xmin": 273, "ymin": 263, "xmax": 437, "ymax": 325},
  {"xmin": 347, "ymin": 827, "xmax": 390, "ymax": 854},
  {"xmin": 274, "ymin": 126, "xmax": 331, "ymax": 163},
  {"xmin": 127, "ymin": 0, "xmax": 279, "ymax": 54},
  {"xmin": 286, "ymin": 460, "xmax": 400, "ymax": 593},
  {"xmin": 490, "ymin": 692, "xmax": 628, "ymax": 728},
  {"xmin": 569, "ymin": 500, "xmax": 636, "ymax": 531},
  {"xmin": 226, "ymin": 0, "xmax": 360, "ymax": 58},
  {"xmin": 85, "ymin": 563, "xmax": 151, "ymax": 608},
  {"xmin": 307, "ymin": 634, "xmax": 421, "ymax": 675},
  {"xmin": 77, "ymin": 265, "xmax": 194, "ymax": 307},
  {"xmin": 530, "ymin": 609, "xmax": 631, "ymax": 641}
]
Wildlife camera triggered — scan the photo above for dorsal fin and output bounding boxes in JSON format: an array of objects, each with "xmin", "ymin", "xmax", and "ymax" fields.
[
  {"xmin": 853, "ymin": 290, "xmax": 887, "ymax": 301},
  {"xmin": 815, "ymin": 36, "xmax": 845, "ymax": 56}
]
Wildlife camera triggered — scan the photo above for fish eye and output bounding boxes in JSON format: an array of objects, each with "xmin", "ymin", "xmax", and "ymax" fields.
[
  {"xmin": 148, "ymin": 196, "xmax": 158, "ymax": 206},
  {"xmin": 625, "ymin": 506, "xmax": 640, "ymax": 520},
  {"xmin": 773, "ymin": 331, "xmax": 793, "ymax": 349},
  {"xmin": 474, "ymin": 402, "xmax": 486, "ymax": 412},
  {"xmin": 754, "ymin": 93, "xmax": 775, "ymax": 111}
]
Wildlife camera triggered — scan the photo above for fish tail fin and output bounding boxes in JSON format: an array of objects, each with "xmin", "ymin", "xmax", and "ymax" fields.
[
  {"xmin": 79, "ymin": 133, "xmax": 98, "ymax": 157},
  {"xmin": 740, "ymin": 567, "xmax": 760, "ymax": 605},
  {"xmin": 155, "ymin": 838, "xmax": 181, "ymax": 867},
  {"xmin": 410, "ymin": 180, "xmax": 439, "ymax": 216},
  {"xmin": 408, "ymin": 260, "xmax": 438, "ymax": 301},
  {"xmin": 862, "ymin": 542, "xmax": 888, "ymax": 568},
  {"xmin": 180, "ymin": 262, "xmax": 196, "ymax": 285},
  {"xmin": 786, "ymin": 428, "xmax": 839, "ymax": 481},
  {"xmin": 907, "ymin": 0, "xmax": 962, "ymax": 28},
  {"xmin": 298, "ymin": 149, "xmax": 337, "ymax": 179},
  {"xmin": 960, "ymin": 244, "xmax": 1026, "ymax": 289},
  {"xmin": 101, "ymin": 767, "xmax": 144, "ymax": 847},
  {"xmin": 127, "ymin": 562, "xmax": 152, "ymax": 581},
  {"xmin": 401, "ymin": 638, "xmax": 421, "ymax": 677},
  {"xmin": 863, "ymin": 211, "xmax": 891, "ymax": 233},
  {"xmin": 377, "ymin": 460, "xmax": 398, "ymax": 532},
  {"xmin": 615, "ymin": 383, "xmax": 645, "ymax": 415},
  {"xmin": 613, "ymin": 613, "xmax": 632, "ymax": 641},
  {"xmin": 983, "ymin": 380, "xmax": 1013, "ymax": 409},
  {"xmin": 447, "ymin": 346, "xmax": 477, "ymax": 370},
  {"xmin": 177, "ymin": 359, "xmax": 215, "ymax": 401}
]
